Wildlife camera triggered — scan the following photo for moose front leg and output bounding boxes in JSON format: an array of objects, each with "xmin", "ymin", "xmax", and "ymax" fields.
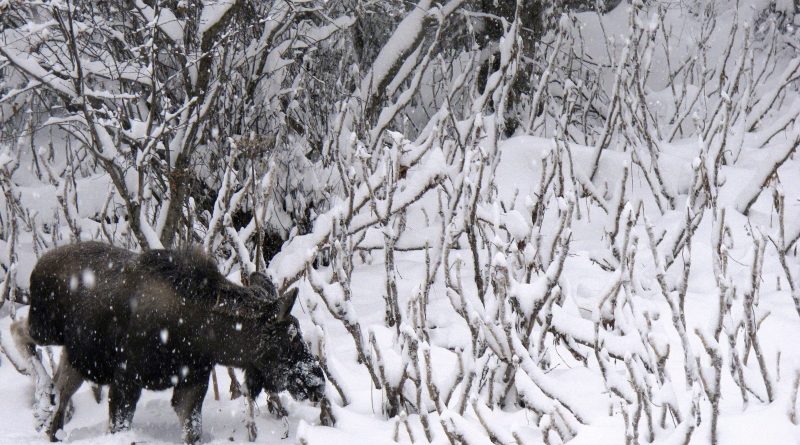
[
  {"xmin": 266, "ymin": 392, "xmax": 288, "ymax": 417},
  {"xmin": 172, "ymin": 378, "xmax": 209, "ymax": 444},
  {"xmin": 243, "ymin": 367, "xmax": 263, "ymax": 442},
  {"xmin": 108, "ymin": 379, "xmax": 141, "ymax": 434}
]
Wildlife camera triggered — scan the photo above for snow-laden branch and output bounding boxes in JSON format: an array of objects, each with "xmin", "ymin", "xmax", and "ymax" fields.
[{"xmin": 735, "ymin": 128, "xmax": 799, "ymax": 215}]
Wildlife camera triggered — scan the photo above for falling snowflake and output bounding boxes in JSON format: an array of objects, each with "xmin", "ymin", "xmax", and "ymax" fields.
[
  {"xmin": 160, "ymin": 328, "xmax": 169, "ymax": 344},
  {"xmin": 82, "ymin": 269, "xmax": 96, "ymax": 289},
  {"xmin": 69, "ymin": 275, "xmax": 79, "ymax": 291}
]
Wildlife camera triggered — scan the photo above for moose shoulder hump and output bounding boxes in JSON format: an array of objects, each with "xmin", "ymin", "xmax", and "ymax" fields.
[{"xmin": 135, "ymin": 248, "xmax": 275, "ymax": 319}]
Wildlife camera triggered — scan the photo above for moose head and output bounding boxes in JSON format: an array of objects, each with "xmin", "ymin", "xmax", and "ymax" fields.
[
  {"xmin": 244, "ymin": 272, "xmax": 325, "ymax": 403},
  {"xmin": 135, "ymin": 251, "xmax": 326, "ymax": 405}
]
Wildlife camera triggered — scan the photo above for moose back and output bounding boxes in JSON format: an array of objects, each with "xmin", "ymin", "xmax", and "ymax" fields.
[{"xmin": 12, "ymin": 241, "xmax": 324, "ymax": 443}]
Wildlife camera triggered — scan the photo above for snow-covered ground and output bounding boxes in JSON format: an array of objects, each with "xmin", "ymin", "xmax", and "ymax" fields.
[
  {"xmin": 3, "ymin": 133, "xmax": 800, "ymax": 444},
  {"xmin": 0, "ymin": 334, "xmax": 319, "ymax": 444}
]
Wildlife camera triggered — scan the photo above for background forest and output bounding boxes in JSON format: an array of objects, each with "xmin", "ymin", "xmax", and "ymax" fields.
[{"xmin": 2, "ymin": 0, "xmax": 800, "ymax": 443}]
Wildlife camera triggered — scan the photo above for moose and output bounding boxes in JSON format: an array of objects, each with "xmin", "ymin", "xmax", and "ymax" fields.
[{"xmin": 11, "ymin": 241, "xmax": 324, "ymax": 443}]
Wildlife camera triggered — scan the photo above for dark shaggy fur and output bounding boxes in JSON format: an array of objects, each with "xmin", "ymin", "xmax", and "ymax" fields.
[
  {"xmin": 17, "ymin": 242, "xmax": 324, "ymax": 444},
  {"xmin": 28, "ymin": 242, "xmax": 136, "ymax": 347}
]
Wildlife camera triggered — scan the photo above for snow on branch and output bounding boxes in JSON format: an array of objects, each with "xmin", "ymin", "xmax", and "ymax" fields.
[{"xmin": 735, "ymin": 130, "xmax": 799, "ymax": 215}]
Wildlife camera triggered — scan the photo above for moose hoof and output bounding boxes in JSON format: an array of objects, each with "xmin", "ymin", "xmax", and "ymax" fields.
[
  {"xmin": 183, "ymin": 432, "xmax": 202, "ymax": 445},
  {"xmin": 246, "ymin": 420, "xmax": 257, "ymax": 442},
  {"xmin": 109, "ymin": 420, "xmax": 132, "ymax": 435},
  {"xmin": 47, "ymin": 428, "xmax": 65, "ymax": 442}
]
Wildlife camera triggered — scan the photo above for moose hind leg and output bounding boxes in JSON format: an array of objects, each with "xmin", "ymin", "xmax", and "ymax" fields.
[
  {"xmin": 46, "ymin": 350, "xmax": 84, "ymax": 442},
  {"xmin": 108, "ymin": 380, "xmax": 141, "ymax": 433},
  {"xmin": 11, "ymin": 318, "xmax": 59, "ymax": 435},
  {"xmin": 172, "ymin": 378, "xmax": 209, "ymax": 444}
]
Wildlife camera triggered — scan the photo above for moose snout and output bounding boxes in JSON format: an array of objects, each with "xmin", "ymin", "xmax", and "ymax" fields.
[{"xmin": 290, "ymin": 364, "xmax": 325, "ymax": 404}]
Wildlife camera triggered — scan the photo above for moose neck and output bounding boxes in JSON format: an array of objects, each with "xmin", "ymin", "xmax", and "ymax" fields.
[
  {"xmin": 206, "ymin": 316, "xmax": 263, "ymax": 368},
  {"xmin": 204, "ymin": 283, "xmax": 271, "ymax": 369}
]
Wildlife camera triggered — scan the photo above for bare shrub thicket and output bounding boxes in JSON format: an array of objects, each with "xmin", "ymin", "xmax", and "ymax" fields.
[{"xmin": 2, "ymin": 0, "xmax": 800, "ymax": 443}]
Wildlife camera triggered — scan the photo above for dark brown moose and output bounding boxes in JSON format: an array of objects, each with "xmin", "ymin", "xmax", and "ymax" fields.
[{"xmin": 11, "ymin": 242, "xmax": 324, "ymax": 443}]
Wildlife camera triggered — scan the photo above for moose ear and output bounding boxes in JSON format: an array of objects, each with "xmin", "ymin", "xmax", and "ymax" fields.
[
  {"xmin": 277, "ymin": 288, "xmax": 299, "ymax": 321},
  {"xmin": 249, "ymin": 272, "xmax": 277, "ymax": 298}
]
